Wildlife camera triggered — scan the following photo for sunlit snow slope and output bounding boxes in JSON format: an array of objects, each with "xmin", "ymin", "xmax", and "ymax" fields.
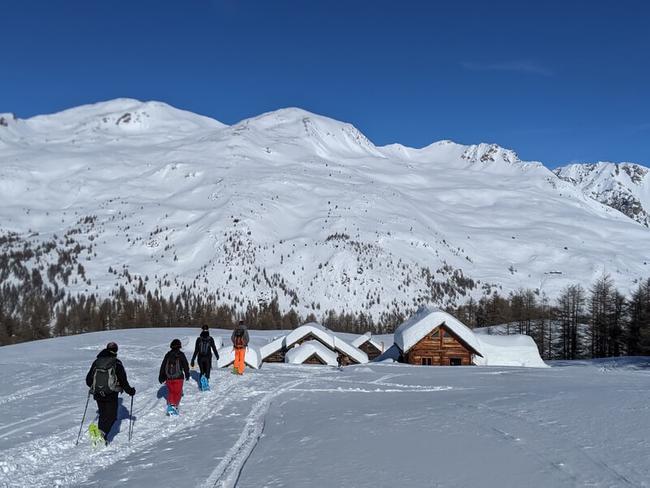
[{"xmin": 1, "ymin": 99, "xmax": 649, "ymax": 318}]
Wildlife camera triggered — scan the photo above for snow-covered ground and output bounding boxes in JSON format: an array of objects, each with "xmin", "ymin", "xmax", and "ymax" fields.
[{"xmin": 1, "ymin": 329, "xmax": 649, "ymax": 488}]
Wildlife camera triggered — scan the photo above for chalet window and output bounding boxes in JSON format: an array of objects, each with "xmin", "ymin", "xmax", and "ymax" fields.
[
  {"xmin": 421, "ymin": 357, "xmax": 432, "ymax": 366},
  {"xmin": 449, "ymin": 357, "xmax": 462, "ymax": 366}
]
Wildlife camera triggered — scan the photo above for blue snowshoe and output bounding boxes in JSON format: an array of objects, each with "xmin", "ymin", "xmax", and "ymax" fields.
[
  {"xmin": 200, "ymin": 374, "xmax": 210, "ymax": 391},
  {"xmin": 166, "ymin": 404, "xmax": 179, "ymax": 416}
]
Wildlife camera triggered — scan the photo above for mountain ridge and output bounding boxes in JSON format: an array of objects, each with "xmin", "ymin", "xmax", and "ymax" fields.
[{"xmin": 1, "ymin": 99, "xmax": 649, "ymax": 321}]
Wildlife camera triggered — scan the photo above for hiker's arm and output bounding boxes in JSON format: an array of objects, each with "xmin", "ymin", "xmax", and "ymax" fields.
[
  {"xmin": 85, "ymin": 362, "xmax": 95, "ymax": 388},
  {"xmin": 191, "ymin": 338, "xmax": 199, "ymax": 364},
  {"xmin": 158, "ymin": 357, "xmax": 167, "ymax": 384},
  {"xmin": 182, "ymin": 354, "xmax": 190, "ymax": 380},
  {"xmin": 211, "ymin": 338, "xmax": 219, "ymax": 357},
  {"xmin": 117, "ymin": 361, "xmax": 135, "ymax": 395}
]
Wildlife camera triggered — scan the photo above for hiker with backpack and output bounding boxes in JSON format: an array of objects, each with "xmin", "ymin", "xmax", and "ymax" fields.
[
  {"xmin": 190, "ymin": 325, "xmax": 220, "ymax": 390},
  {"xmin": 231, "ymin": 320, "xmax": 249, "ymax": 375},
  {"xmin": 85, "ymin": 342, "xmax": 136, "ymax": 445},
  {"xmin": 159, "ymin": 338, "xmax": 190, "ymax": 415}
]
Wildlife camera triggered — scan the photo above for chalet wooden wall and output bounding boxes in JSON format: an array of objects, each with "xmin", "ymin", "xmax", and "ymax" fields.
[
  {"xmin": 404, "ymin": 325, "xmax": 473, "ymax": 366},
  {"xmin": 263, "ymin": 350, "xmax": 285, "ymax": 363},
  {"xmin": 303, "ymin": 354, "xmax": 327, "ymax": 365},
  {"xmin": 359, "ymin": 341, "xmax": 382, "ymax": 360}
]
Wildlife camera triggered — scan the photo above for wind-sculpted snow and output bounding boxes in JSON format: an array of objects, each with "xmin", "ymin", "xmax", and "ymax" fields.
[
  {"xmin": 1, "ymin": 329, "xmax": 648, "ymax": 488},
  {"xmin": 1, "ymin": 99, "xmax": 650, "ymax": 322}
]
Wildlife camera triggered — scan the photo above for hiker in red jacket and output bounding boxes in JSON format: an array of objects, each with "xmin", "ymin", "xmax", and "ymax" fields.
[
  {"xmin": 231, "ymin": 320, "xmax": 249, "ymax": 375},
  {"xmin": 159, "ymin": 339, "xmax": 190, "ymax": 415}
]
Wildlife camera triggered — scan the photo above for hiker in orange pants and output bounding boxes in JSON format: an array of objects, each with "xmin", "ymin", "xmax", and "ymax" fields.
[{"xmin": 231, "ymin": 320, "xmax": 250, "ymax": 375}]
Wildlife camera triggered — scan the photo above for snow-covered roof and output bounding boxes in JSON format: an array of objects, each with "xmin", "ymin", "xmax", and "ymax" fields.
[
  {"xmin": 351, "ymin": 332, "xmax": 385, "ymax": 352},
  {"xmin": 258, "ymin": 335, "xmax": 286, "ymax": 361},
  {"xmin": 394, "ymin": 307, "xmax": 483, "ymax": 357},
  {"xmin": 285, "ymin": 340, "xmax": 338, "ymax": 366},
  {"xmin": 216, "ymin": 345, "xmax": 261, "ymax": 369},
  {"xmin": 473, "ymin": 334, "xmax": 547, "ymax": 368},
  {"xmin": 285, "ymin": 322, "xmax": 368, "ymax": 364}
]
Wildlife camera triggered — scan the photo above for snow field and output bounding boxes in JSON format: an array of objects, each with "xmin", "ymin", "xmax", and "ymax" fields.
[{"xmin": 0, "ymin": 328, "xmax": 649, "ymax": 488}]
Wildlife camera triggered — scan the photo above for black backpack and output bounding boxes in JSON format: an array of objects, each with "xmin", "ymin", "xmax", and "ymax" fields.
[
  {"xmin": 91, "ymin": 356, "xmax": 122, "ymax": 396},
  {"xmin": 165, "ymin": 352, "xmax": 184, "ymax": 380},
  {"xmin": 199, "ymin": 337, "xmax": 211, "ymax": 356}
]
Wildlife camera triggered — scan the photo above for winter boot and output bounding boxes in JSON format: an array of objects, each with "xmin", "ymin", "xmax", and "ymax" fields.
[
  {"xmin": 200, "ymin": 374, "xmax": 210, "ymax": 391},
  {"xmin": 88, "ymin": 422, "xmax": 105, "ymax": 448}
]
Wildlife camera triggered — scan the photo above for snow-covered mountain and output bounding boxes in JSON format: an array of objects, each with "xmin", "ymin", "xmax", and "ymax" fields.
[
  {"xmin": 555, "ymin": 162, "xmax": 650, "ymax": 227},
  {"xmin": 1, "ymin": 98, "xmax": 650, "ymax": 320}
]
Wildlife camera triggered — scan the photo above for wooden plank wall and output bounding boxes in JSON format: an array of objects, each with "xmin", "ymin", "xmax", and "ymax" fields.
[
  {"xmin": 405, "ymin": 325, "xmax": 473, "ymax": 366},
  {"xmin": 359, "ymin": 341, "xmax": 382, "ymax": 360}
]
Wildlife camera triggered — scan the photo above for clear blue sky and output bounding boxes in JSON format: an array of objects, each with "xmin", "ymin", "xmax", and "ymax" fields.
[{"xmin": 2, "ymin": 0, "xmax": 649, "ymax": 167}]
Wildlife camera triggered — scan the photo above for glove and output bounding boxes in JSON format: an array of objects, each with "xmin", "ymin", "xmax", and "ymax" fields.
[
  {"xmin": 190, "ymin": 361, "xmax": 195, "ymax": 368},
  {"xmin": 127, "ymin": 387, "xmax": 136, "ymax": 396}
]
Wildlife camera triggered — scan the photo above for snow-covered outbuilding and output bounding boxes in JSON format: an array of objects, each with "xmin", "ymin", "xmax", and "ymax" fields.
[
  {"xmin": 285, "ymin": 340, "xmax": 338, "ymax": 366},
  {"xmin": 473, "ymin": 333, "xmax": 547, "ymax": 368},
  {"xmin": 217, "ymin": 345, "xmax": 261, "ymax": 370},
  {"xmin": 351, "ymin": 332, "xmax": 385, "ymax": 360},
  {"xmin": 258, "ymin": 322, "xmax": 368, "ymax": 365},
  {"xmin": 394, "ymin": 308, "xmax": 483, "ymax": 366},
  {"xmin": 258, "ymin": 335, "xmax": 286, "ymax": 363}
]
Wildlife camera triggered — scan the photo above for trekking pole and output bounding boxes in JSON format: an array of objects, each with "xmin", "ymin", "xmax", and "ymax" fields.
[
  {"xmin": 75, "ymin": 391, "xmax": 91, "ymax": 446},
  {"xmin": 128, "ymin": 395, "xmax": 134, "ymax": 443}
]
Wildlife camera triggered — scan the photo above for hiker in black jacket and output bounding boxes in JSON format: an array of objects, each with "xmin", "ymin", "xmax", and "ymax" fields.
[
  {"xmin": 191, "ymin": 325, "xmax": 220, "ymax": 380},
  {"xmin": 85, "ymin": 342, "xmax": 135, "ymax": 442},
  {"xmin": 159, "ymin": 339, "xmax": 190, "ymax": 414}
]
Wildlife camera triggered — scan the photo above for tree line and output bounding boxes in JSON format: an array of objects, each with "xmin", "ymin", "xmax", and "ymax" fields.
[
  {"xmin": 454, "ymin": 275, "xmax": 650, "ymax": 359},
  {"xmin": 2, "ymin": 270, "xmax": 650, "ymax": 361}
]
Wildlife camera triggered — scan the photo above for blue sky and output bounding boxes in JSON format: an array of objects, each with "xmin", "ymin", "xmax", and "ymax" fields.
[{"xmin": 1, "ymin": 0, "xmax": 649, "ymax": 167}]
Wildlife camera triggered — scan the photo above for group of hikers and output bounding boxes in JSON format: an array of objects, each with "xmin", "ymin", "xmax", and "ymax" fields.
[{"xmin": 84, "ymin": 321, "xmax": 250, "ymax": 445}]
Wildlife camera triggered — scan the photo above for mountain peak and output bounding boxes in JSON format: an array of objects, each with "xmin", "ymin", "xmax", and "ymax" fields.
[
  {"xmin": 234, "ymin": 107, "xmax": 383, "ymax": 157},
  {"xmin": 24, "ymin": 98, "xmax": 225, "ymax": 135}
]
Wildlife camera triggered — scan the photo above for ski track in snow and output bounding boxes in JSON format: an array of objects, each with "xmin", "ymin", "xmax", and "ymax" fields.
[
  {"xmin": 200, "ymin": 378, "xmax": 307, "ymax": 488},
  {"xmin": 0, "ymin": 373, "xmax": 244, "ymax": 487}
]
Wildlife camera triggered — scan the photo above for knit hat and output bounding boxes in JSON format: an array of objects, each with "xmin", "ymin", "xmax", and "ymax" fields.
[
  {"xmin": 106, "ymin": 342, "xmax": 118, "ymax": 354},
  {"xmin": 170, "ymin": 338, "xmax": 182, "ymax": 349},
  {"xmin": 201, "ymin": 325, "xmax": 209, "ymax": 331}
]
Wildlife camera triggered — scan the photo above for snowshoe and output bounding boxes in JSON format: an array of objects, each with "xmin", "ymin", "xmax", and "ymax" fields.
[
  {"xmin": 88, "ymin": 422, "xmax": 105, "ymax": 448},
  {"xmin": 166, "ymin": 404, "xmax": 179, "ymax": 416},
  {"xmin": 200, "ymin": 375, "xmax": 210, "ymax": 391}
]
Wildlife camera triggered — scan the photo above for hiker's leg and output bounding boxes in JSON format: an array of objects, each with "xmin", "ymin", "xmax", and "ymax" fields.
[
  {"xmin": 235, "ymin": 348, "xmax": 245, "ymax": 374},
  {"xmin": 97, "ymin": 397, "xmax": 117, "ymax": 437}
]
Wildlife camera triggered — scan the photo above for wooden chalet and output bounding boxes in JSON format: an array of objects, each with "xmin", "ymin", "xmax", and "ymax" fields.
[
  {"xmin": 351, "ymin": 332, "xmax": 385, "ymax": 361},
  {"xmin": 394, "ymin": 308, "xmax": 483, "ymax": 366},
  {"xmin": 258, "ymin": 323, "xmax": 368, "ymax": 366}
]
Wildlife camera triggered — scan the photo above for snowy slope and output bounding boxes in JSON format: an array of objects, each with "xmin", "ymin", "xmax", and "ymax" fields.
[
  {"xmin": 2, "ymin": 99, "xmax": 650, "ymax": 321},
  {"xmin": 1, "ymin": 329, "xmax": 649, "ymax": 488},
  {"xmin": 555, "ymin": 162, "xmax": 650, "ymax": 227}
]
